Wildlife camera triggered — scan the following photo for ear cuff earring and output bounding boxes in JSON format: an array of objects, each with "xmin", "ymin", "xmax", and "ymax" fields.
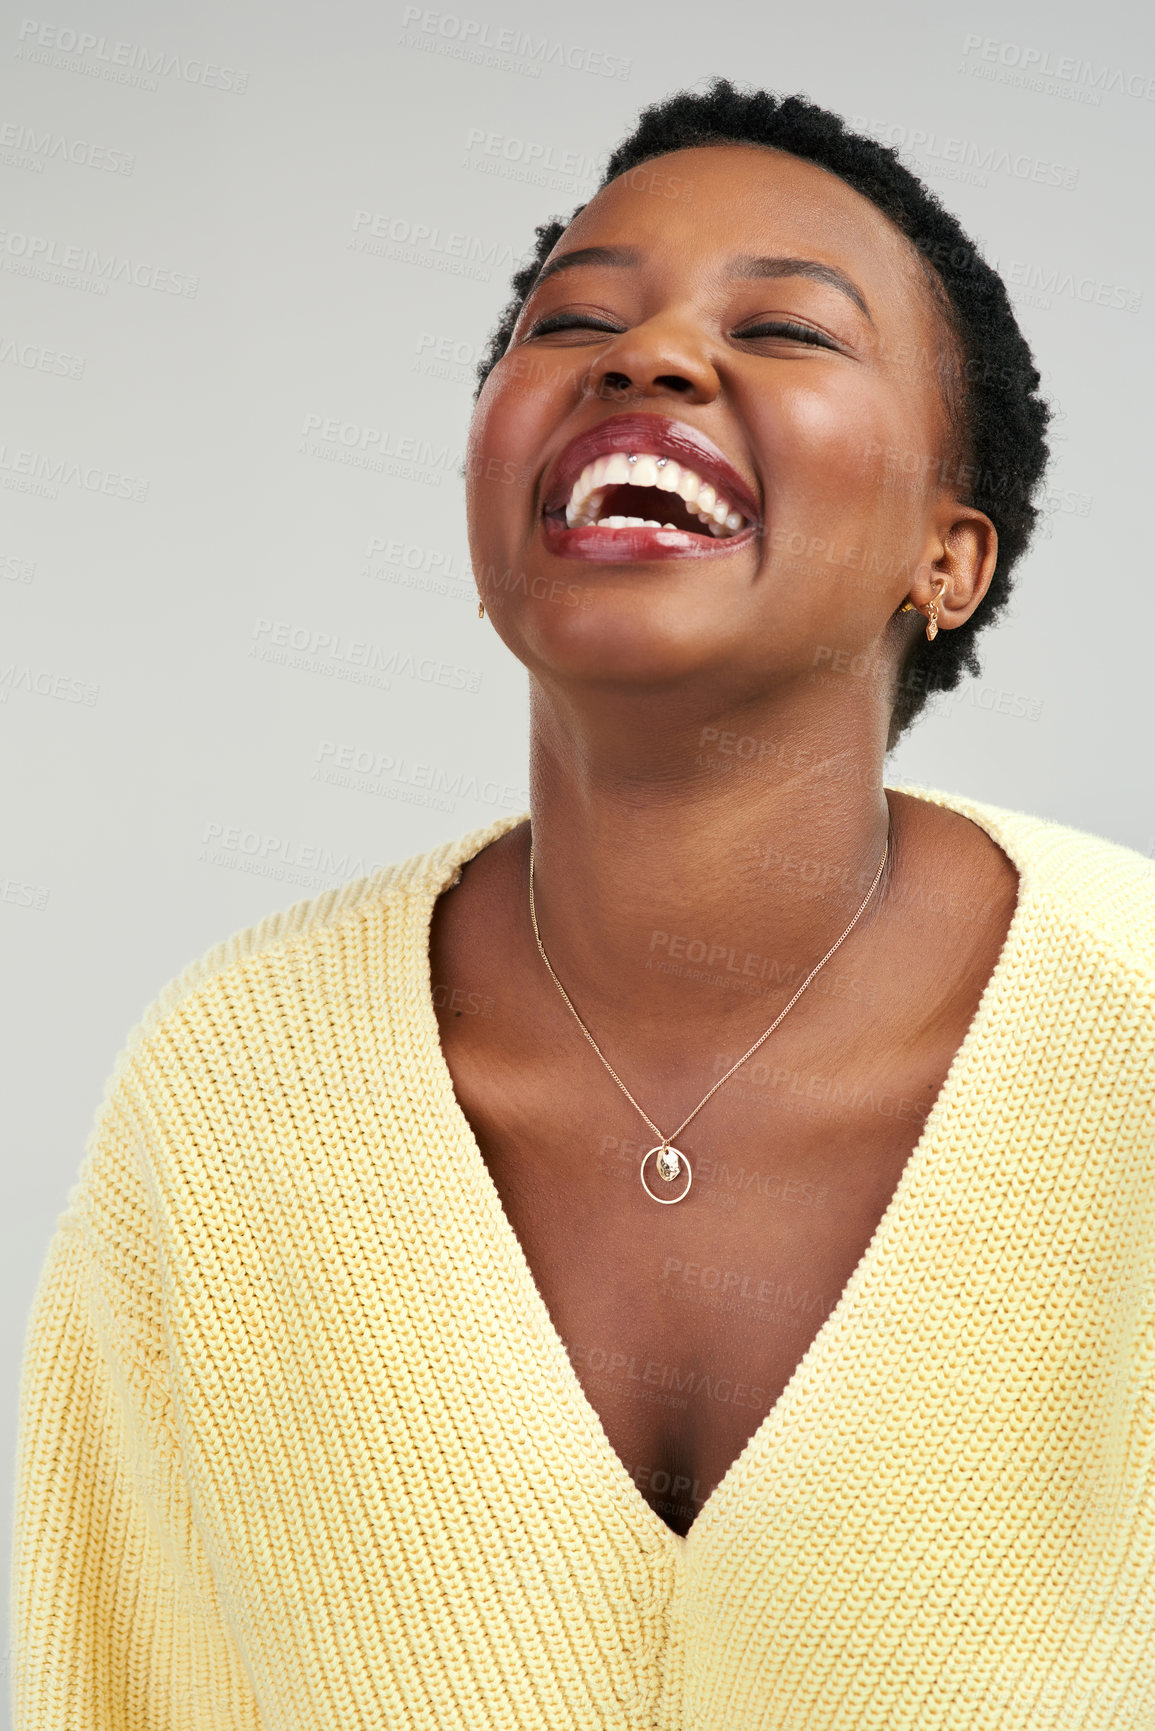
[{"xmin": 900, "ymin": 576, "xmax": 947, "ymax": 641}]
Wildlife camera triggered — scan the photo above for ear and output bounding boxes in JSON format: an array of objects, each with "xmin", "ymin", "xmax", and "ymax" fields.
[{"xmin": 899, "ymin": 505, "xmax": 999, "ymax": 633}]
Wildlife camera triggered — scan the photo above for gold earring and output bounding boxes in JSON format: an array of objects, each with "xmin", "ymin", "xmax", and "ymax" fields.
[
  {"xmin": 477, "ymin": 600, "xmax": 485, "ymax": 618},
  {"xmin": 925, "ymin": 577, "xmax": 947, "ymax": 642},
  {"xmin": 899, "ymin": 580, "xmax": 947, "ymax": 640}
]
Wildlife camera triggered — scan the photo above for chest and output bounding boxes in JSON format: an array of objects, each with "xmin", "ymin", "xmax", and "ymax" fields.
[{"xmin": 435, "ymin": 1007, "xmax": 936, "ymax": 1534}]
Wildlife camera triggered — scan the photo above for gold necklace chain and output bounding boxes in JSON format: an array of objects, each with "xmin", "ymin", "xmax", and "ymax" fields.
[{"xmin": 527, "ymin": 826, "xmax": 890, "ymax": 1204}]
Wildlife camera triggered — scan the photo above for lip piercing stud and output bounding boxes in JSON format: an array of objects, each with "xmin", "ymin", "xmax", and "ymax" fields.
[
  {"xmin": 656, "ymin": 457, "xmax": 668, "ymax": 467},
  {"xmin": 627, "ymin": 453, "xmax": 637, "ymax": 464}
]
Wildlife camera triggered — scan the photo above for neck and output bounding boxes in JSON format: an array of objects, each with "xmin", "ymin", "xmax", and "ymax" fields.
[{"xmin": 522, "ymin": 677, "xmax": 894, "ymax": 1045}]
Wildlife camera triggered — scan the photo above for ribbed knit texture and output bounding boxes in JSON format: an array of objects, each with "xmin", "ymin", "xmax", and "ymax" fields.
[{"xmin": 10, "ymin": 786, "xmax": 1155, "ymax": 1730}]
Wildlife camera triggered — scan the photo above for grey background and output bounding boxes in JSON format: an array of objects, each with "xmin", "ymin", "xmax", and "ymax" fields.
[{"xmin": 2, "ymin": 0, "xmax": 1152, "ymax": 1700}]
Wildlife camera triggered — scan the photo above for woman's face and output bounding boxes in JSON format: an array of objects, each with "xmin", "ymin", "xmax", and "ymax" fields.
[{"xmin": 467, "ymin": 142, "xmax": 982, "ymax": 705}]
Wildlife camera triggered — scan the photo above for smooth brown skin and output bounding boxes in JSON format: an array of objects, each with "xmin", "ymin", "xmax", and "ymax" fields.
[{"xmin": 430, "ymin": 145, "xmax": 1018, "ymax": 1537}]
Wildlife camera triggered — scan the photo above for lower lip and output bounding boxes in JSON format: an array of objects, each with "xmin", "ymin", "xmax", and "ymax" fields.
[{"xmin": 542, "ymin": 516, "xmax": 758, "ymax": 562}]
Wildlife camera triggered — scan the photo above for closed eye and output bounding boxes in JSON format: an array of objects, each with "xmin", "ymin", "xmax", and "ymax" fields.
[
  {"xmin": 733, "ymin": 319, "xmax": 842, "ymax": 351},
  {"xmin": 525, "ymin": 313, "xmax": 625, "ymax": 339}
]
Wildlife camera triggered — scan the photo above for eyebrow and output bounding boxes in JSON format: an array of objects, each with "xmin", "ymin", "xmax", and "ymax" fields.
[
  {"xmin": 530, "ymin": 244, "xmax": 873, "ymax": 325},
  {"xmin": 532, "ymin": 245, "xmax": 641, "ymax": 287},
  {"xmin": 728, "ymin": 255, "xmax": 873, "ymax": 323}
]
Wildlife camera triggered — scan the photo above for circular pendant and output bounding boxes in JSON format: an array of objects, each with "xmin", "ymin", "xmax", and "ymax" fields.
[{"xmin": 640, "ymin": 1144, "xmax": 693, "ymax": 1205}]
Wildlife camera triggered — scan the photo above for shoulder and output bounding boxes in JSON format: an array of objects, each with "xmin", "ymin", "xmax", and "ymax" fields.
[
  {"xmin": 899, "ymin": 783, "xmax": 1155, "ymax": 988},
  {"xmin": 103, "ymin": 810, "xmax": 528, "ymax": 1104}
]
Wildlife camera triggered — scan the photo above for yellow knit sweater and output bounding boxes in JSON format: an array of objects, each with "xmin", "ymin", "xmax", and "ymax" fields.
[{"xmin": 11, "ymin": 787, "xmax": 1155, "ymax": 1730}]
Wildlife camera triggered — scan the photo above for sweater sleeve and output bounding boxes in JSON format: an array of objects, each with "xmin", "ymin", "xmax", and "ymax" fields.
[{"xmin": 10, "ymin": 1078, "xmax": 261, "ymax": 1731}]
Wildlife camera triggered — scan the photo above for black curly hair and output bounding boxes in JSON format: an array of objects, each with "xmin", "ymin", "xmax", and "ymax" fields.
[{"xmin": 473, "ymin": 78, "xmax": 1052, "ymax": 746}]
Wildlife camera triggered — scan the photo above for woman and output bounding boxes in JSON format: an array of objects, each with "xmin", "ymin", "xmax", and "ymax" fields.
[{"xmin": 12, "ymin": 80, "xmax": 1155, "ymax": 1731}]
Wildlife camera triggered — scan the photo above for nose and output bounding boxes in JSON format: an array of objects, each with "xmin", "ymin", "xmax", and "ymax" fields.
[{"xmin": 584, "ymin": 315, "xmax": 720, "ymax": 406}]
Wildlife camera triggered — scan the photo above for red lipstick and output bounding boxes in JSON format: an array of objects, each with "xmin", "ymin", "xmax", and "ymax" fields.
[{"xmin": 539, "ymin": 412, "xmax": 761, "ymax": 563}]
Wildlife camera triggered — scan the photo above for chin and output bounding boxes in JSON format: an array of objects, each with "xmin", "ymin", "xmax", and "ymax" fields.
[{"xmin": 493, "ymin": 580, "xmax": 747, "ymax": 691}]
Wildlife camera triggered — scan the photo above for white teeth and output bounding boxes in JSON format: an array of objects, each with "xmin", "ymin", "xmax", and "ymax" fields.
[{"xmin": 562, "ymin": 450, "xmax": 750, "ymax": 536}]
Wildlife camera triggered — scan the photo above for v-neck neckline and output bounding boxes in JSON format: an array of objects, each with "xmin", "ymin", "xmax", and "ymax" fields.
[{"xmin": 405, "ymin": 786, "xmax": 1032, "ymax": 1554}]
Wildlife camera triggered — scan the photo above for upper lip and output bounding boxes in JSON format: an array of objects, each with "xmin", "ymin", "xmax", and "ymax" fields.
[{"xmin": 540, "ymin": 413, "xmax": 762, "ymax": 527}]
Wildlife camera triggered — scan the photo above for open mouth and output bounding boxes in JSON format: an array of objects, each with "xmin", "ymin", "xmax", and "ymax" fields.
[
  {"xmin": 561, "ymin": 453, "xmax": 749, "ymax": 538},
  {"xmin": 539, "ymin": 415, "xmax": 761, "ymax": 559}
]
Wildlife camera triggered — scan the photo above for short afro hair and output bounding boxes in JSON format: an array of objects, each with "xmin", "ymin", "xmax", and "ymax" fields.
[{"xmin": 474, "ymin": 78, "xmax": 1052, "ymax": 746}]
